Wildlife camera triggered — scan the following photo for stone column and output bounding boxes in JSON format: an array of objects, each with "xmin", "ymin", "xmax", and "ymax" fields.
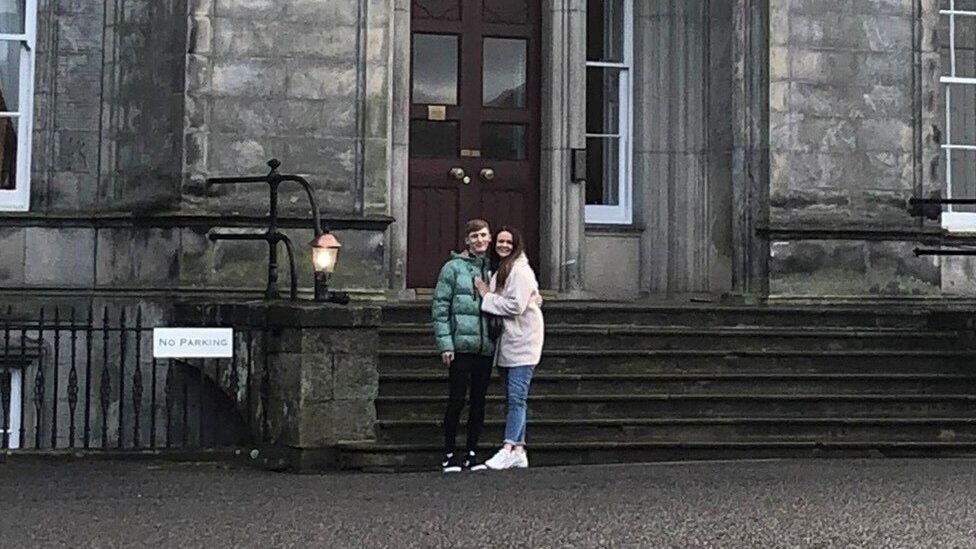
[
  {"xmin": 730, "ymin": 0, "xmax": 770, "ymax": 298},
  {"xmin": 539, "ymin": 0, "xmax": 587, "ymax": 294},
  {"xmin": 636, "ymin": 0, "xmax": 736, "ymax": 296}
]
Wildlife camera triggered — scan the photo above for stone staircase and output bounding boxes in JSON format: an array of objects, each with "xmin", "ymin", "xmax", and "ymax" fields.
[{"xmin": 337, "ymin": 302, "xmax": 976, "ymax": 471}]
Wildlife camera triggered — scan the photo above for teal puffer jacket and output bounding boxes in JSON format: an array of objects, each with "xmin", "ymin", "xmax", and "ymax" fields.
[{"xmin": 431, "ymin": 252, "xmax": 495, "ymax": 356}]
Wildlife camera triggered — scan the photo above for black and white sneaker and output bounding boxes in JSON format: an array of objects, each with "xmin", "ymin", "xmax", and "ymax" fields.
[
  {"xmin": 442, "ymin": 452, "xmax": 462, "ymax": 473},
  {"xmin": 463, "ymin": 451, "xmax": 488, "ymax": 472}
]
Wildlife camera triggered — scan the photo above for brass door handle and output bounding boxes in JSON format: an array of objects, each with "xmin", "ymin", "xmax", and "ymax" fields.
[
  {"xmin": 449, "ymin": 167, "xmax": 471, "ymax": 184},
  {"xmin": 480, "ymin": 168, "xmax": 495, "ymax": 181}
]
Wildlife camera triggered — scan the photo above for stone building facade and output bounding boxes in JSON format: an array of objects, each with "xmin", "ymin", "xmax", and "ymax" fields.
[{"xmin": 0, "ymin": 0, "xmax": 971, "ymax": 307}]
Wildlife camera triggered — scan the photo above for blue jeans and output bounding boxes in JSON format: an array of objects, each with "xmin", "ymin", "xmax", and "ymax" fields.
[{"xmin": 503, "ymin": 365, "xmax": 536, "ymax": 446}]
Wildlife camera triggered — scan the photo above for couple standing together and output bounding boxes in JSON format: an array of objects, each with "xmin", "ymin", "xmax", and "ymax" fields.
[{"xmin": 431, "ymin": 219, "xmax": 545, "ymax": 473}]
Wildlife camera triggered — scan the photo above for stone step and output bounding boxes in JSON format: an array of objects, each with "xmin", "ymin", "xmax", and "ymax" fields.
[
  {"xmin": 337, "ymin": 440, "xmax": 976, "ymax": 472},
  {"xmin": 381, "ymin": 302, "xmax": 943, "ymax": 329},
  {"xmin": 374, "ymin": 417, "xmax": 976, "ymax": 444},
  {"xmin": 377, "ymin": 372, "xmax": 976, "ymax": 397},
  {"xmin": 375, "ymin": 394, "xmax": 976, "ymax": 420},
  {"xmin": 379, "ymin": 349, "xmax": 976, "ymax": 375},
  {"xmin": 380, "ymin": 324, "xmax": 958, "ymax": 351}
]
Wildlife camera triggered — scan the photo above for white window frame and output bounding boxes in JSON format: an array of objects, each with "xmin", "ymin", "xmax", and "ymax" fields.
[
  {"xmin": 0, "ymin": 0, "xmax": 37, "ymax": 212},
  {"xmin": 1, "ymin": 368, "xmax": 21, "ymax": 449},
  {"xmin": 941, "ymin": 1, "xmax": 976, "ymax": 232},
  {"xmin": 584, "ymin": 0, "xmax": 633, "ymax": 225}
]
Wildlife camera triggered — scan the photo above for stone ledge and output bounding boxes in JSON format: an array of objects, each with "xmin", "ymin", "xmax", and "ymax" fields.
[{"xmin": 175, "ymin": 300, "xmax": 381, "ymax": 328}]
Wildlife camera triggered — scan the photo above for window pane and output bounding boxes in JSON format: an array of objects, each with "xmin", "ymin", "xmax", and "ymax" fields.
[
  {"xmin": 483, "ymin": 0, "xmax": 527, "ymax": 24},
  {"xmin": 586, "ymin": 0, "xmax": 624, "ymax": 62},
  {"xmin": 0, "ymin": 116, "xmax": 16, "ymax": 189},
  {"xmin": 482, "ymin": 123, "xmax": 526, "ymax": 160},
  {"xmin": 0, "ymin": 0, "xmax": 24, "ymax": 34},
  {"xmin": 586, "ymin": 137, "xmax": 619, "ymax": 206},
  {"xmin": 0, "ymin": 39, "xmax": 19, "ymax": 112},
  {"xmin": 410, "ymin": 120, "xmax": 458, "ymax": 158},
  {"xmin": 412, "ymin": 34, "xmax": 459, "ymax": 105},
  {"xmin": 949, "ymin": 84, "xmax": 976, "ymax": 146},
  {"xmin": 586, "ymin": 67, "xmax": 620, "ymax": 134},
  {"xmin": 483, "ymin": 38, "xmax": 527, "ymax": 108},
  {"xmin": 412, "ymin": 0, "xmax": 460, "ymax": 21},
  {"xmin": 941, "ymin": 19, "xmax": 976, "ymax": 79}
]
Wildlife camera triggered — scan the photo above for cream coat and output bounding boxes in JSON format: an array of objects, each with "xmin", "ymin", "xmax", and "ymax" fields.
[{"xmin": 481, "ymin": 254, "xmax": 545, "ymax": 367}]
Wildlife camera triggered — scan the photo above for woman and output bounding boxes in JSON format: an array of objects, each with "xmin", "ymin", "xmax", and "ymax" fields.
[
  {"xmin": 474, "ymin": 227, "xmax": 544, "ymax": 470},
  {"xmin": 431, "ymin": 219, "xmax": 496, "ymax": 473}
]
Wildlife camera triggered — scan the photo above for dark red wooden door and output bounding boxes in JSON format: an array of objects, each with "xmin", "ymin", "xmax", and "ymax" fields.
[{"xmin": 407, "ymin": 0, "xmax": 541, "ymax": 288}]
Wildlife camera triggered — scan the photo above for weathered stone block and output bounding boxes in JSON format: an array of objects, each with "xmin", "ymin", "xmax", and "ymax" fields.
[
  {"xmin": 215, "ymin": 0, "xmax": 278, "ymax": 19},
  {"xmin": 211, "ymin": 99, "xmax": 279, "ymax": 134},
  {"xmin": 278, "ymin": 99, "xmax": 357, "ymax": 139},
  {"xmin": 332, "ymin": 353, "xmax": 378, "ymax": 401},
  {"xmin": 24, "ymin": 228, "xmax": 95, "ymax": 286},
  {"xmin": 331, "ymin": 399, "xmax": 375, "ymax": 441},
  {"xmin": 55, "ymin": 130, "xmax": 98, "ymax": 174},
  {"xmin": 856, "ymin": 119, "xmax": 912, "ymax": 153},
  {"xmin": 280, "ymin": 328, "xmax": 308, "ymax": 354},
  {"xmin": 294, "ymin": 401, "xmax": 336, "ymax": 447},
  {"xmin": 206, "ymin": 134, "xmax": 282, "ymax": 174},
  {"xmin": 790, "ymin": 83, "xmax": 908, "ymax": 119},
  {"xmin": 283, "ymin": 0, "xmax": 360, "ymax": 25},
  {"xmin": 278, "ymin": 23, "xmax": 357, "ymax": 60},
  {"xmin": 46, "ymin": 171, "xmax": 97, "ymax": 212},
  {"xmin": 189, "ymin": 15, "xmax": 212, "ymax": 55},
  {"xmin": 211, "ymin": 234, "xmax": 274, "ymax": 287},
  {"xmin": 282, "ymin": 137, "xmax": 357, "ymax": 179},
  {"xmin": 284, "ymin": 62, "xmax": 357, "ymax": 101},
  {"xmin": 212, "ymin": 59, "xmax": 288, "ymax": 97},
  {"xmin": 942, "ymin": 256, "xmax": 976, "ymax": 296},
  {"xmin": 302, "ymin": 328, "xmax": 378, "ymax": 356},
  {"xmin": 0, "ymin": 228, "xmax": 26, "ymax": 286},
  {"xmin": 326, "ymin": 229, "xmax": 388, "ymax": 290},
  {"xmin": 135, "ymin": 229, "xmax": 182, "ymax": 285},
  {"xmin": 212, "ymin": 18, "xmax": 276, "ymax": 57},
  {"xmin": 771, "ymin": 240, "xmax": 940, "ymax": 296},
  {"xmin": 300, "ymin": 357, "xmax": 335, "ymax": 403},
  {"xmin": 363, "ymin": 137, "xmax": 389, "ymax": 214}
]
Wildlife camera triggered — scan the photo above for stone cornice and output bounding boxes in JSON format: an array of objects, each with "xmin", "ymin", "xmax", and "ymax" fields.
[{"xmin": 0, "ymin": 213, "xmax": 395, "ymax": 232}]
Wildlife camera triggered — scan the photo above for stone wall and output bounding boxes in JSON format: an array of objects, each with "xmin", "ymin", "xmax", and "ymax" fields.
[
  {"xmin": 0, "ymin": 0, "xmax": 395, "ymax": 300},
  {"xmin": 767, "ymin": 0, "xmax": 949, "ymax": 297},
  {"xmin": 183, "ymin": 0, "xmax": 362, "ymax": 216},
  {"xmin": 102, "ymin": 0, "xmax": 187, "ymax": 212}
]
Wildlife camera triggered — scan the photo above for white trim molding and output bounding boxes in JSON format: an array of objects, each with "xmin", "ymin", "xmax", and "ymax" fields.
[
  {"xmin": 584, "ymin": 0, "xmax": 633, "ymax": 225},
  {"xmin": 0, "ymin": 0, "xmax": 36, "ymax": 212},
  {"xmin": 940, "ymin": 1, "xmax": 976, "ymax": 232}
]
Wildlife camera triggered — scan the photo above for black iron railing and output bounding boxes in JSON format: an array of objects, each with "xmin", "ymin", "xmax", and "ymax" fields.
[{"xmin": 0, "ymin": 306, "xmax": 271, "ymax": 452}]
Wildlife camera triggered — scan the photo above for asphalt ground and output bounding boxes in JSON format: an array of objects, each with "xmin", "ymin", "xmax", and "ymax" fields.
[{"xmin": 2, "ymin": 458, "xmax": 976, "ymax": 548}]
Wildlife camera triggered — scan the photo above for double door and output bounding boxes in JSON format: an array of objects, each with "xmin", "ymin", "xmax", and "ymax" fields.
[{"xmin": 407, "ymin": 0, "xmax": 541, "ymax": 287}]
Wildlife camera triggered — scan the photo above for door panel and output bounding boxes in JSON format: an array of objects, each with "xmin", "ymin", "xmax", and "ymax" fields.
[
  {"xmin": 412, "ymin": 0, "xmax": 460, "ymax": 21},
  {"xmin": 408, "ymin": 186, "xmax": 461, "ymax": 276},
  {"xmin": 408, "ymin": 0, "xmax": 540, "ymax": 288},
  {"xmin": 482, "ymin": 0, "xmax": 528, "ymax": 24}
]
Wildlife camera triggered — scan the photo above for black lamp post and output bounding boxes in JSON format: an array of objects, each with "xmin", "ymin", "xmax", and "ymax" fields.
[{"xmin": 206, "ymin": 159, "xmax": 349, "ymax": 303}]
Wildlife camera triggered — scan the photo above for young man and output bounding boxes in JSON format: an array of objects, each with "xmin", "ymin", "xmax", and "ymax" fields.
[{"xmin": 431, "ymin": 219, "xmax": 496, "ymax": 472}]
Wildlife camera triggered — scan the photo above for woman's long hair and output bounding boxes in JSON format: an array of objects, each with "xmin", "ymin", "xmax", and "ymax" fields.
[{"xmin": 493, "ymin": 226, "xmax": 526, "ymax": 289}]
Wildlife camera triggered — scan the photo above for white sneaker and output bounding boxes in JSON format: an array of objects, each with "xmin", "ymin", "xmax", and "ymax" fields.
[
  {"xmin": 485, "ymin": 448, "xmax": 519, "ymax": 470},
  {"xmin": 514, "ymin": 451, "xmax": 528, "ymax": 469}
]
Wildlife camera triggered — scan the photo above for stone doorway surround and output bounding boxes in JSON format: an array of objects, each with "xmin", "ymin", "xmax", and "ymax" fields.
[
  {"xmin": 389, "ymin": 0, "xmax": 588, "ymax": 295},
  {"xmin": 388, "ymin": 0, "xmax": 769, "ymax": 298}
]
